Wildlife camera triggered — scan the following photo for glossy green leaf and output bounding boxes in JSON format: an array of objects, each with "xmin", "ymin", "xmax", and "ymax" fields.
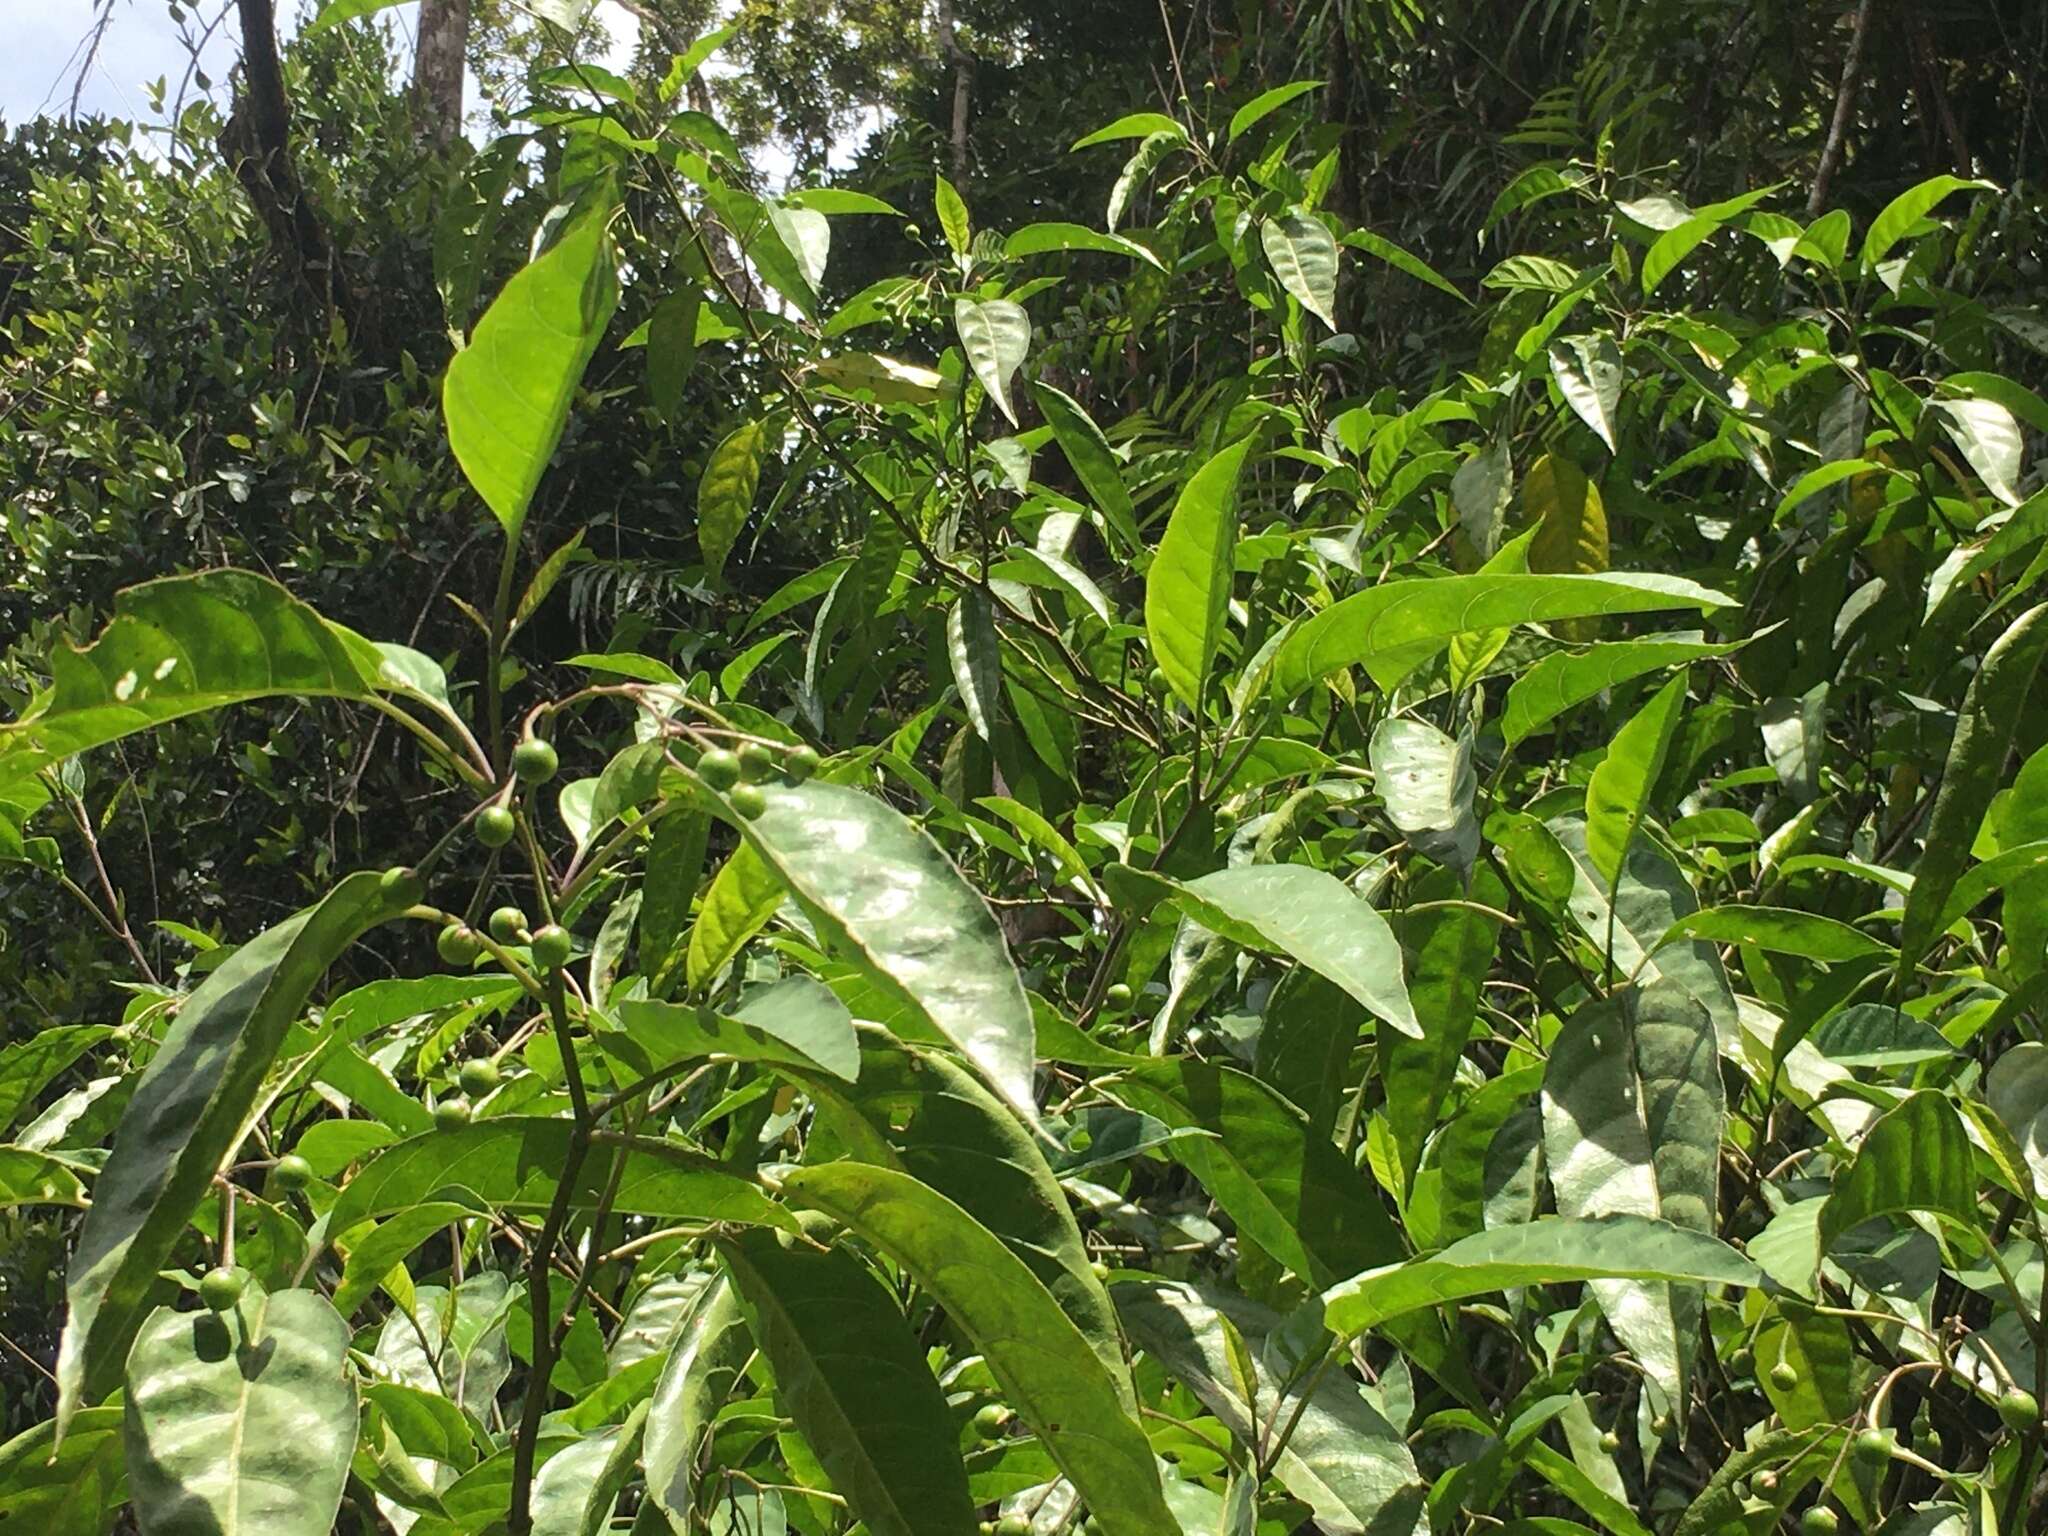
[
  {"xmin": 1341, "ymin": 229, "xmax": 1468, "ymax": 304},
  {"xmin": 1859, "ymin": 174, "xmax": 1996, "ymax": 269},
  {"xmin": 1261, "ymin": 209, "xmax": 1339, "ymax": 329},
  {"xmin": 307, "ymin": 0, "xmax": 406, "ymax": 33},
  {"xmin": 1548, "ymin": 335, "xmax": 1623, "ymax": 452},
  {"xmin": 0, "ymin": 571, "xmax": 395, "ymax": 792},
  {"xmin": 722, "ymin": 1228, "xmax": 976, "ymax": 1536},
  {"xmin": 947, "ymin": 588, "xmax": 1002, "ymax": 742},
  {"xmin": 1115, "ymin": 1058, "xmax": 1401, "ymax": 1286},
  {"xmin": 332, "ymin": 1197, "xmax": 486, "ymax": 1320},
  {"xmin": 0, "ymin": 1147, "xmax": 88, "ymax": 1208},
  {"xmin": 1370, "ymin": 718, "xmax": 1478, "ymax": 874},
  {"xmin": 444, "ymin": 200, "xmax": 617, "ymax": 540},
  {"xmin": 698, "ymin": 418, "xmax": 770, "ymax": 581},
  {"xmin": 125, "ymin": 1283, "xmax": 356, "ymax": 1536},
  {"xmin": 1272, "ymin": 572, "xmax": 1732, "ymax": 696},
  {"xmin": 647, "ymin": 287, "xmax": 702, "ymax": 421},
  {"xmin": 1032, "ymin": 383, "xmax": 1140, "ymax": 552},
  {"xmin": 1817, "ymin": 1092, "xmax": 1980, "ymax": 1255},
  {"xmin": 1003, "ymin": 222, "xmax": 1166, "ymax": 270},
  {"xmin": 686, "ymin": 839, "xmax": 785, "ymax": 991},
  {"xmin": 644, "ymin": 1274, "xmax": 752, "ymax": 1532},
  {"xmin": 1321, "ymin": 1215, "xmax": 1758, "ymax": 1341},
  {"xmin": 1986, "ymin": 1042, "xmax": 2048, "ymax": 1199},
  {"xmin": 954, "ymin": 298, "xmax": 1030, "ymax": 428},
  {"xmin": 325, "ymin": 1118, "xmax": 791, "ymax": 1232},
  {"xmin": 1146, "ymin": 435, "xmax": 1256, "ymax": 710},
  {"xmin": 1118, "ymin": 1279, "xmax": 1427, "ymax": 1534},
  {"xmin": 1900, "ymin": 603, "xmax": 2048, "ymax": 971},
  {"xmin": 1227, "ymin": 79, "xmax": 1322, "ymax": 140},
  {"xmin": 55, "ymin": 869, "xmax": 411, "ymax": 1431},
  {"xmin": 1107, "ymin": 131, "xmax": 1181, "ymax": 231},
  {"xmin": 733, "ymin": 781, "xmax": 1036, "ymax": 1115},
  {"xmin": 619, "ymin": 975, "xmax": 859, "ymax": 1083},
  {"xmin": 1660, "ymin": 905, "xmax": 1890, "ymax": 961},
  {"xmin": 933, "ymin": 174, "xmax": 971, "ymax": 256},
  {"xmin": 1502, "ymin": 635, "xmax": 1743, "ymax": 746},
  {"xmin": 1071, "ymin": 112, "xmax": 1186, "ymax": 150},
  {"xmin": 1807, "ymin": 1003, "xmax": 1956, "ymax": 1069},
  {"xmin": 1584, "ymin": 674, "xmax": 1686, "ymax": 882},
  {"xmin": 1935, "ymin": 396, "xmax": 2025, "ymax": 507},
  {"xmin": 0, "ymin": 1407, "xmax": 125, "ymax": 1536}
]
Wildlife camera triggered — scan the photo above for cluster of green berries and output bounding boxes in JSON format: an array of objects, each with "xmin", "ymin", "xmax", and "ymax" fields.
[{"xmin": 696, "ymin": 738, "xmax": 821, "ymax": 818}]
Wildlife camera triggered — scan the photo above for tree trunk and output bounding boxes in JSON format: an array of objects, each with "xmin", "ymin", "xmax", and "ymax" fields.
[
  {"xmin": 1809, "ymin": 0, "xmax": 1879, "ymax": 215},
  {"xmin": 936, "ymin": 0, "xmax": 970, "ymax": 184},
  {"xmin": 413, "ymin": 0, "xmax": 471, "ymax": 148}
]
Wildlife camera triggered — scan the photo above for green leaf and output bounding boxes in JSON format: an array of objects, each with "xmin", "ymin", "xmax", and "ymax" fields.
[
  {"xmin": 1341, "ymin": 229, "xmax": 1469, "ymax": 304},
  {"xmin": 1370, "ymin": 718, "xmax": 1479, "ymax": 875},
  {"xmin": 1502, "ymin": 635, "xmax": 1743, "ymax": 746},
  {"xmin": 644, "ymin": 1275, "xmax": 752, "ymax": 1531},
  {"xmin": 932, "ymin": 174, "xmax": 971, "ymax": 256},
  {"xmin": 1118, "ymin": 1279, "xmax": 1427, "ymax": 1532},
  {"xmin": 1541, "ymin": 983, "xmax": 1723, "ymax": 1413},
  {"xmin": 947, "ymin": 588, "xmax": 1002, "ymax": 741},
  {"xmin": 1660, "ymin": 906, "xmax": 1891, "ymax": 962},
  {"xmin": 0, "ymin": 571, "xmax": 398, "ymax": 791},
  {"xmin": 0, "ymin": 1026, "xmax": 112, "ymax": 1134},
  {"xmin": 1859, "ymin": 174, "xmax": 1996, "ymax": 269},
  {"xmin": 1933, "ymin": 396, "xmax": 2026, "ymax": 507},
  {"xmin": 1071, "ymin": 111, "xmax": 1187, "ymax": 150},
  {"xmin": 954, "ymin": 298, "xmax": 1030, "ymax": 428},
  {"xmin": 647, "ymin": 288, "xmax": 702, "ymax": 421},
  {"xmin": 797, "ymin": 1034, "xmax": 1127, "ymax": 1393},
  {"xmin": 621, "ymin": 976, "xmax": 859, "ymax": 1082},
  {"xmin": 1900, "ymin": 603, "xmax": 2048, "ymax": 972},
  {"xmin": 1004, "ymin": 221, "xmax": 1165, "ymax": 270},
  {"xmin": 54, "ymin": 869, "xmax": 411, "ymax": 1431},
  {"xmin": 1108, "ymin": 131, "xmax": 1182, "ymax": 231},
  {"xmin": 1986, "ymin": 1042, "xmax": 2048, "ymax": 1199},
  {"xmin": 0, "ymin": 1407, "xmax": 125, "ymax": 1536},
  {"xmin": 811, "ymin": 352, "xmax": 944, "ymax": 404},
  {"xmin": 782, "ymin": 1162, "xmax": 1173, "ymax": 1536},
  {"xmin": 686, "ymin": 840, "xmax": 785, "ymax": 991},
  {"xmin": 1261, "ymin": 209, "xmax": 1340, "ymax": 330},
  {"xmin": 698, "ymin": 418, "xmax": 770, "ymax": 581},
  {"xmin": 125, "ymin": 1283, "xmax": 356, "ymax": 1536},
  {"xmin": 721, "ymin": 1229, "xmax": 976, "ymax": 1536},
  {"xmin": 1161, "ymin": 862, "xmax": 1417, "ymax": 1035},
  {"xmin": 0, "ymin": 1146, "xmax": 85, "ymax": 1209},
  {"xmin": 1032, "ymin": 383, "xmax": 1141, "ymax": 552},
  {"xmin": 325, "ymin": 1118, "xmax": 791, "ymax": 1232},
  {"xmin": 1808, "ymin": 1004, "xmax": 1957, "ymax": 1069},
  {"xmin": 1115, "ymin": 1058, "xmax": 1401, "ymax": 1285},
  {"xmin": 1146, "ymin": 436, "xmax": 1256, "ymax": 710},
  {"xmin": 1817, "ymin": 1092, "xmax": 1980, "ymax": 1254},
  {"xmin": 1584, "ymin": 674, "xmax": 1687, "ymax": 883},
  {"xmin": 306, "ymin": 0, "xmax": 407, "ymax": 34},
  {"xmin": 1548, "ymin": 335, "xmax": 1623, "ymax": 452},
  {"xmin": 1321, "ymin": 1215, "xmax": 1758, "ymax": 1341},
  {"xmin": 333, "ymin": 1197, "xmax": 486, "ymax": 1320},
  {"xmin": 1228, "ymin": 80, "xmax": 1323, "ymax": 141},
  {"xmin": 1271, "ymin": 572, "xmax": 1733, "ymax": 696},
  {"xmin": 733, "ymin": 781, "xmax": 1036, "ymax": 1115},
  {"xmin": 444, "ymin": 200, "xmax": 617, "ymax": 540}
]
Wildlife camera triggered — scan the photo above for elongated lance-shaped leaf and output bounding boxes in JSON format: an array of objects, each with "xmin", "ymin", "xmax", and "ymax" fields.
[
  {"xmin": 1146, "ymin": 436, "xmax": 1256, "ymax": 711},
  {"xmin": 1899, "ymin": 602, "xmax": 2048, "ymax": 973},
  {"xmin": 947, "ymin": 588, "xmax": 1002, "ymax": 742},
  {"xmin": 1584, "ymin": 673, "xmax": 1688, "ymax": 883},
  {"xmin": 0, "ymin": 570, "xmax": 396, "ymax": 792},
  {"xmin": 686, "ymin": 838, "xmax": 784, "ymax": 990},
  {"xmin": 796, "ymin": 1031, "xmax": 1127, "ymax": 1396},
  {"xmin": 1548, "ymin": 334, "xmax": 1624, "ymax": 451},
  {"xmin": 780, "ymin": 1162, "xmax": 1175, "ymax": 1536},
  {"xmin": 954, "ymin": 298, "xmax": 1030, "ymax": 427},
  {"xmin": 54, "ymin": 869, "xmax": 414, "ymax": 1433},
  {"xmin": 1370, "ymin": 718, "xmax": 1479, "ymax": 875},
  {"xmin": 1118, "ymin": 1279, "xmax": 1428, "ymax": 1535},
  {"xmin": 1260, "ymin": 208, "xmax": 1339, "ymax": 329},
  {"xmin": 643, "ymin": 1274, "xmax": 752, "ymax": 1531},
  {"xmin": 0, "ymin": 1406, "xmax": 126, "ymax": 1536},
  {"xmin": 444, "ymin": 199, "xmax": 618, "ymax": 540},
  {"xmin": 1321, "ymin": 1215, "xmax": 1758, "ymax": 1341},
  {"xmin": 124, "ymin": 1282, "xmax": 357, "ymax": 1536},
  {"xmin": 1542, "ymin": 982, "xmax": 1723, "ymax": 1419},
  {"xmin": 1271, "ymin": 571, "xmax": 1733, "ymax": 696},
  {"xmin": 698, "ymin": 418, "xmax": 770, "ymax": 581},
  {"xmin": 721, "ymin": 1229, "xmax": 977, "ymax": 1536},
  {"xmin": 1031, "ymin": 383, "xmax": 1140, "ymax": 553},
  {"xmin": 1817, "ymin": 1091, "xmax": 1980, "ymax": 1256},
  {"xmin": 730, "ymin": 781, "xmax": 1036, "ymax": 1116},
  {"xmin": 1503, "ymin": 634, "xmax": 1744, "ymax": 746},
  {"xmin": 618, "ymin": 974, "xmax": 859, "ymax": 1084}
]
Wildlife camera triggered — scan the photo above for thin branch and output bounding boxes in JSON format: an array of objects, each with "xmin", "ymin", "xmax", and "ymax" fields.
[{"xmin": 1809, "ymin": 0, "xmax": 1879, "ymax": 216}]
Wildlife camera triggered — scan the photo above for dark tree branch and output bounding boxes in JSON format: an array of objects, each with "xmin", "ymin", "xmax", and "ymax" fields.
[{"xmin": 1810, "ymin": 0, "xmax": 1879, "ymax": 216}]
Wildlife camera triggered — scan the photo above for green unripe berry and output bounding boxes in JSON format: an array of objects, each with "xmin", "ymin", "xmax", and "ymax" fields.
[
  {"xmin": 489, "ymin": 905, "xmax": 529, "ymax": 944},
  {"xmin": 785, "ymin": 744, "xmax": 822, "ymax": 783},
  {"xmin": 698, "ymin": 748, "xmax": 742, "ymax": 790},
  {"xmin": 1769, "ymin": 1360, "xmax": 1799, "ymax": 1391},
  {"xmin": 1090, "ymin": 1259, "xmax": 1111, "ymax": 1281},
  {"xmin": 1598, "ymin": 1430, "xmax": 1621, "ymax": 1453},
  {"xmin": 1852, "ymin": 1427, "xmax": 1890, "ymax": 1466},
  {"xmin": 459, "ymin": 1058, "xmax": 501, "ymax": 1097},
  {"xmin": 1145, "ymin": 666, "xmax": 1170, "ymax": 698},
  {"xmin": 199, "ymin": 1266, "xmax": 246, "ymax": 1312},
  {"xmin": 475, "ymin": 805, "xmax": 517, "ymax": 849},
  {"xmin": 995, "ymin": 1518, "xmax": 1031, "ymax": 1536},
  {"xmin": 381, "ymin": 866, "xmax": 424, "ymax": 905},
  {"xmin": 530, "ymin": 924, "xmax": 572, "ymax": 970},
  {"xmin": 1069, "ymin": 1129, "xmax": 1094, "ymax": 1153},
  {"xmin": 1727, "ymin": 1346, "xmax": 1753, "ymax": 1375},
  {"xmin": 1213, "ymin": 805, "xmax": 1238, "ymax": 832},
  {"xmin": 738, "ymin": 742, "xmax": 776, "ymax": 782},
  {"xmin": 730, "ymin": 783, "xmax": 768, "ymax": 820},
  {"xmin": 272, "ymin": 1153, "xmax": 313, "ymax": 1193},
  {"xmin": 2000, "ymin": 1387, "xmax": 2040, "ymax": 1433},
  {"xmin": 434, "ymin": 1097, "xmax": 473, "ymax": 1130},
  {"xmin": 1104, "ymin": 983, "xmax": 1133, "ymax": 1009},
  {"xmin": 1649, "ymin": 1413, "xmax": 1673, "ymax": 1438},
  {"xmin": 437, "ymin": 924, "xmax": 483, "ymax": 967},
  {"xmin": 1801, "ymin": 1507, "xmax": 1839, "ymax": 1536},
  {"xmin": 972, "ymin": 1403, "xmax": 1010, "ymax": 1440},
  {"xmin": 1753, "ymin": 1470, "xmax": 1778, "ymax": 1496},
  {"xmin": 512, "ymin": 736, "xmax": 559, "ymax": 785}
]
